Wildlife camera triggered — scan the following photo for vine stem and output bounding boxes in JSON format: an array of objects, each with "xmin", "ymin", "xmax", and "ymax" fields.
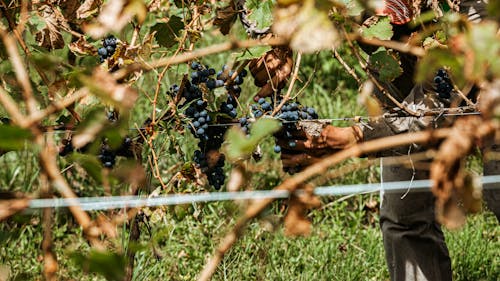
[
  {"xmin": 346, "ymin": 32, "xmax": 426, "ymax": 57},
  {"xmin": 112, "ymin": 37, "xmax": 288, "ymax": 80},
  {"xmin": 37, "ymin": 133, "xmax": 103, "ymax": 248},
  {"xmin": 272, "ymin": 52, "xmax": 302, "ymax": 115},
  {"xmin": 41, "ymin": 174, "xmax": 57, "ymax": 281},
  {"xmin": 332, "ymin": 48, "xmax": 361, "ymax": 85},
  {"xmin": 0, "ymin": 24, "xmax": 38, "ymax": 115},
  {"xmin": 342, "ymin": 27, "xmax": 421, "ymax": 117},
  {"xmin": 197, "ymin": 127, "xmax": 453, "ymax": 281}
]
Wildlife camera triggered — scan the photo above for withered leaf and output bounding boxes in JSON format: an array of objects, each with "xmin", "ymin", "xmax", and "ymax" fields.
[
  {"xmin": 58, "ymin": 0, "xmax": 81, "ymax": 22},
  {"xmin": 284, "ymin": 185, "xmax": 320, "ymax": 237},
  {"xmin": 84, "ymin": 0, "xmax": 147, "ymax": 38},
  {"xmin": 35, "ymin": 4, "xmax": 67, "ymax": 50},
  {"xmin": 430, "ymin": 117, "xmax": 491, "ymax": 230},
  {"xmin": 80, "ymin": 68, "xmax": 139, "ymax": 110},
  {"xmin": 284, "ymin": 196, "xmax": 311, "ymax": 237},
  {"xmin": 214, "ymin": 4, "xmax": 238, "ymax": 35},
  {"xmin": 77, "ymin": 0, "xmax": 103, "ymax": 19},
  {"xmin": 273, "ymin": 0, "xmax": 339, "ymax": 53},
  {"xmin": 69, "ymin": 36, "xmax": 97, "ymax": 56}
]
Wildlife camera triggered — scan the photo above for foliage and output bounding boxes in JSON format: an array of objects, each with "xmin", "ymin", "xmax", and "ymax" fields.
[{"xmin": 0, "ymin": 0, "xmax": 499, "ymax": 280}]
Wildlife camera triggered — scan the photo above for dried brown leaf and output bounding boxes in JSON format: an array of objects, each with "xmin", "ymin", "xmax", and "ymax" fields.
[
  {"xmin": 35, "ymin": 4, "xmax": 67, "ymax": 50},
  {"xmin": 69, "ymin": 36, "xmax": 97, "ymax": 56},
  {"xmin": 96, "ymin": 214, "xmax": 118, "ymax": 238},
  {"xmin": 284, "ymin": 196, "xmax": 311, "ymax": 236},
  {"xmin": 284, "ymin": 185, "xmax": 320, "ymax": 236},
  {"xmin": 273, "ymin": 0, "xmax": 339, "ymax": 53},
  {"xmin": 76, "ymin": 0, "xmax": 103, "ymax": 19},
  {"xmin": 112, "ymin": 162, "xmax": 146, "ymax": 188},
  {"xmin": 479, "ymin": 79, "xmax": 500, "ymax": 120},
  {"xmin": 214, "ymin": 4, "xmax": 238, "ymax": 35},
  {"xmin": 431, "ymin": 117, "xmax": 492, "ymax": 229},
  {"xmin": 82, "ymin": 68, "xmax": 139, "ymax": 109},
  {"xmin": 59, "ymin": 0, "xmax": 81, "ymax": 22},
  {"xmin": 84, "ymin": 0, "xmax": 147, "ymax": 38}
]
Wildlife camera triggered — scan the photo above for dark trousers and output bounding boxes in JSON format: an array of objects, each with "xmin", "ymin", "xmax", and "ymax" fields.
[{"xmin": 380, "ymin": 157, "xmax": 500, "ymax": 281}]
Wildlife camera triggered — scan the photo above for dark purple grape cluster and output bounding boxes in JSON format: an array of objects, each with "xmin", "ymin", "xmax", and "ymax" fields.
[
  {"xmin": 175, "ymin": 62, "xmax": 248, "ymax": 189},
  {"xmin": 97, "ymin": 35, "xmax": 117, "ymax": 62},
  {"xmin": 274, "ymin": 101, "xmax": 318, "ymax": 154},
  {"xmin": 434, "ymin": 68, "xmax": 453, "ymax": 99},
  {"xmin": 194, "ymin": 150, "xmax": 226, "ymax": 189},
  {"xmin": 97, "ymin": 137, "xmax": 135, "ymax": 168},
  {"xmin": 59, "ymin": 136, "xmax": 134, "ymax": 169},
  {"xmin": 98, "ymin": 142, "xmax": 116, "ymax": 168},
  {"xmin": 59, "ymin": 138, "xmax": 74, "ymax": 156},
  {"xmin": 243, "ymin": 97, "xmax": 319, "ymax": 160}
]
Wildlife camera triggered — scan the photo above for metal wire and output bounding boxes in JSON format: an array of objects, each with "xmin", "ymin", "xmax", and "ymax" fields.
[{"xmin": 27, "ymin": 175, "xmax": 500, "ymax": 211}]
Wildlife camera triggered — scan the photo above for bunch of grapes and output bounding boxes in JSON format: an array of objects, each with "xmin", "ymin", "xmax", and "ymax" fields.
[
  {"xmin": 274, "ymin": 101, "xmax": 318, "ymax": 154},
  {"xmin": 97, "ymin": 35, "xmax": 118, "ymax": 62},
  {"xmin": 242, "ymin": 96, "xmax": 319, "ymax": 161},
  {"xmin": 176, "ymin": 62, "xmax": 247, "ymax": 189},
  {"xmin": 98, "ymin": 142, "xmax": 116, "ymax": 168},
  {"xmin": 434, "ymin": 68, "xmax": 453, "ymax": 99},
  {"xmin": 59, "ymin": 136, "xmax": 135, "ymax": 169},
  {"xmin": 97, "ymin": 137, "xmax": 136, "ymax": 168}
]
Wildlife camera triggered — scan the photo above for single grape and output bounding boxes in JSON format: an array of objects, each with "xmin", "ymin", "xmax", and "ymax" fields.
[
  {"xmin": 98, "ymin": 47, "xmax": 108, "ymax": 57},
  {"xmin": 191, "ymin": 62, "xmax": 200, "ymax": 70}
]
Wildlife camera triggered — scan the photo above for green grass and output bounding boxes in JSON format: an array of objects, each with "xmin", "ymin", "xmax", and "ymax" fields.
[
  {"xmin": 2, "ymin": 199, "xmax": 498, "ymax": 280},
  {"xmin": 0, "ymin": 35, "xmax": 498, "ymax": 281}
]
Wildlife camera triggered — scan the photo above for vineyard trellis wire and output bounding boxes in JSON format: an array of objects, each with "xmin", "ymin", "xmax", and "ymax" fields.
[{"xmin": 25, "ymin": 175, "xmax": 500, "ymax": 211}]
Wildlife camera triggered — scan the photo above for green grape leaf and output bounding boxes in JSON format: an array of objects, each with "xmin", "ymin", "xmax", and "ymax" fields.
[
  {"xmin": 71, "ymin": 250, "xmax": 126, "ymax": 281},
  {"xmin": 0, "ymin": 125, "xmax": 33, "ymax": 151},
  {"xmin": 28, "ymin": 11, "xmax": 47, "ymax": 32},
  {"xmin": 369, "ymin": 49, "xmax": 402, "ymax": 82},
  {"xmin": 69, "ymin": 153, "xmax": 102, "ymax": 184},
  {"xmin": 416, "ymin": 48, "xmax": 463, "ymax": 83},
  {"xmin": 245, "ymin": 0, "xmax": 274, "ymax": 30},
  {"xmin": 362, "ymin": 17, "xmax": 393, "ymax": 40},
  {"xmin": 224, "ymin": 118, "xmax": 280, "ymax": 162},
  {"xmin": 232, "ymin": 45, "xmax": 271, "ymax": 61},
  {"xmin": 151, "ymin": 15, "xmax": 184, "ymax": 48},
  {"xmin": 341, "ymin": 0, "xmax": 364, "ymax": 16},
  {"xmin": 466, "ymin": 22, "xmax": 500, "ymax": 82}
]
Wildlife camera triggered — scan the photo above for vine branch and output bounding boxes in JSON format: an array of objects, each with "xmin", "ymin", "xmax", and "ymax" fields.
[{"xmin": 198, "ymin": 127, "xmax": 454, "ymax": 280}]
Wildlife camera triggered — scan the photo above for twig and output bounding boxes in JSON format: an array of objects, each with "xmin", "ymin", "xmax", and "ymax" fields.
[
  {"xmin": 0, "ymin": 25, "xmax": 38, "ymax": 114},
  {"xmin": 112, "ymin": 37, "xmax": 288, "ymax": 80},
  {"xmin": 0, "ymin": 85, "xmax": 28, "ymax": 127},
  {"xmin": 272, "ymin": 52, "xmax": 302, "ymax": 115},
  {"xmin": 24, "ymin": 88, "xmax": 90, "ymax": 128},
  {"xmin": 0, "ymin": 198, "xmax": 30, "ymax": 221},
  {"xmin": 41, "ymin": 174, "xmax": 57, "ymax": 281},
  {"xmin": 342, "ymin": 28, "xmax": 421, "ymax": 117},
  {"xmin": 37, "ymin": 134, "xmax": 102, "ymax": 248},
  {"xmin": 197, "ymin": 127, "xmax": 453, "ymax": 281},
  {"xmin": 453, "ymin": 82, "xmax": 475, "ymax": 107},
  {"xmin": 332, "ymin": 48, "xmax": 361, "ymax": 85},
  {"xmin": 0, "ymin": 0, "xmax": 51, "ymax": 94},
  {"xmin": 346, "ymin": 32, "xmax": 426, "ymax": 57}
]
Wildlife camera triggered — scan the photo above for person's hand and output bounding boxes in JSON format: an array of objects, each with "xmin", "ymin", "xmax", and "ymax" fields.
[
  {"xmin": 277, "ymin": 125, "xmax": 363, "ymax": 172},
  {"xmin": 248, "ymin": 46, "xmax": 293, "ymax": 101}
]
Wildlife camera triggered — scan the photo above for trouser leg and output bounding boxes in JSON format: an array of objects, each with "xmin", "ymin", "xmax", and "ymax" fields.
[
  {"xmin": 483, "ymin": 144, "xmax": 500, "ymax": 221},
  {"xmin": 380, "ymin": 163, "xmax": 452, "ymax": 281}
]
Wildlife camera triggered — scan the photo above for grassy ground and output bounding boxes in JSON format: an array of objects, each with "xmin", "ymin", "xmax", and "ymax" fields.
[
  {"xmin": 0, "ymin": 34, "xmax": 499, "ymax": 280},
  {"xmin": 1, "ymin": 197, "xmax": 498, "ymax": 280}
]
